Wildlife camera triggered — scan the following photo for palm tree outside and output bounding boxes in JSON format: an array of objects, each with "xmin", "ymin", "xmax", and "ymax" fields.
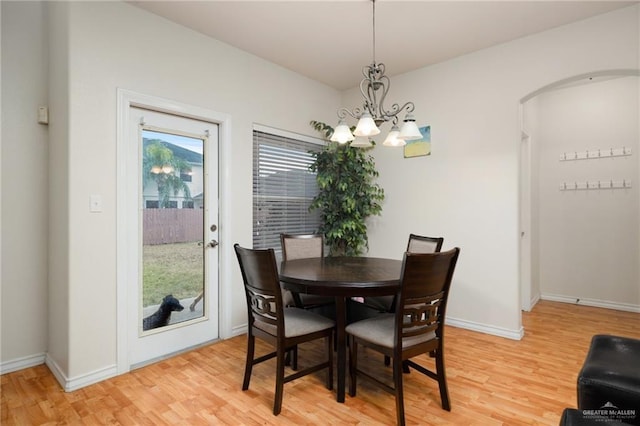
[{"xmin": 143, "ymin": 139, "xmax": 192, "ymax": 208}]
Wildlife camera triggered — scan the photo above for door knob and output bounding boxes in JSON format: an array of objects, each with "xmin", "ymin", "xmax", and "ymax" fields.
[{"xmin": 207, "ymin": 239, "xmax": 219, "ymax": 248}]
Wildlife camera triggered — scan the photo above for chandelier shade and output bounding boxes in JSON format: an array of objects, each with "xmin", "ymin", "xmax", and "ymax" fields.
[
  {"xmin": 397, "ymin": 114, "xmax": 422, "ymax": 140},
  {"xmin": 350, "ymin": 136, "xmax": 374, "ymax": 148},
  {"xmin": 332, "ymin": 0, "xmax": 419, "ymax": 148},
  {"xmin": 353, "ymin": 112, "xmax": 380, "ymax": 137},
  {"xmin": 330, "ymin": 119, "xmax": 356, "ymax": 144},
  {"xmin": 382, "ymin": 125, "xmax": 405, "ymax": 147}
]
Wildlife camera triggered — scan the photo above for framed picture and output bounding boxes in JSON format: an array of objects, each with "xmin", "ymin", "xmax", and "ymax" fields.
[{"xmin": 404, "ymin": 125, "xmax": 431, "ymax": 158}]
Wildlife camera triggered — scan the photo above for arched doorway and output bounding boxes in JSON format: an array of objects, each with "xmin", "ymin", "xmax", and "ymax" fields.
[{"xmin": 519, "ymin": 69, "xmax": 640, "ymax": 313}]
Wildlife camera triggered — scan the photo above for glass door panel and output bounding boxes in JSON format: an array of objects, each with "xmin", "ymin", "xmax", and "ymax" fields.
[{"xmin": 141, "ymin": 130, "xmax": 205, "ymax": 330}]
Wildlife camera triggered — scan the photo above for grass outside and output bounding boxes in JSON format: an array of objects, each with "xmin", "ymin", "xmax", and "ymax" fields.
[{"xmin": 143, "ymin": 242, "xmax": 203, "ymax": 306}]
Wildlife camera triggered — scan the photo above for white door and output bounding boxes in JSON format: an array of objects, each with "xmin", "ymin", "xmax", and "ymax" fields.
[{"xmin": 126, "ymin": 107, "xmax": 219, "ymax": 367}]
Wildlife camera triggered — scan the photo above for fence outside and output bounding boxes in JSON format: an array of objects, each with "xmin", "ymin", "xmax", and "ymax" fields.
[{"xmin": 143, "ymin": 209, "xmax": 203, "ymax": 245}]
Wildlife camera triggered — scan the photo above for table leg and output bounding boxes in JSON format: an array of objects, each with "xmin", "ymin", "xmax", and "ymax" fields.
[{"xmin": 335, "ymin": 296, "xmax": 346, "ymax": 403}]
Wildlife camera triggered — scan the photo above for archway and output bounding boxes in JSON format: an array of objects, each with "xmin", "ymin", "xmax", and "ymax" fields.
[{"xmin": 519, "ymin": 69, "xmax": 640, "ymax": 313}]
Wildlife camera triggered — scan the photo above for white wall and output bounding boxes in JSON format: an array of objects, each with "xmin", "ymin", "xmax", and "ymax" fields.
[
  {"xmin": 353, "ymin": 5, "xmax": 639, "ymax": 337},
  {"xmin": 1, "ymin": 1, "xmax": 50, "ymax": 372},
  {"xmin": 1, "ymin": 0, "xmax": 340, "ymax": 383},
  {"xmin": 54, "ymin": 1, "xmax": 339, "ymax": 382},
  {"xmin": 532, "ymin": 76, "xmax": 639, "ymax": 309},
  {"xmin": 47, "ymin": 0, "xmax": 72, "ymax": 380}
]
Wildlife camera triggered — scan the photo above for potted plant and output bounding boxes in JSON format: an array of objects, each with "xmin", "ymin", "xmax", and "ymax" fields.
[{"xmin": 309, "ymin": 121, "xmax": 385, "ymax": 256}]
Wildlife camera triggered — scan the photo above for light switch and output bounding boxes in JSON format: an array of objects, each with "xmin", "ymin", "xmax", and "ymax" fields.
[
  {"xmin": 90, "ymin": 195, "xmax": 103, "ymax": 213},
  {"xmin": 38, "ymin": 106, "xmax": 49, "ymax": 124}
]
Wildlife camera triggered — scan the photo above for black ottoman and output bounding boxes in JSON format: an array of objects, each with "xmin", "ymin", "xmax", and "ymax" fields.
[{"xmin": 577, "ymin": 334, "xmax": 640, "ymax": 425}]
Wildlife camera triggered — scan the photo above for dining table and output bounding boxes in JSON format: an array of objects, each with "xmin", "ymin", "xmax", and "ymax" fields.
[{"xmin": 279, "ymin": 256, "xmax": 402, "ymax": 403}]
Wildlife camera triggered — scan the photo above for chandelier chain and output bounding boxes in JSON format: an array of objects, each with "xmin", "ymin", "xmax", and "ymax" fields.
[{"xmin": 372, "ymin": 0, "xmax": 376, "ymax": 64}]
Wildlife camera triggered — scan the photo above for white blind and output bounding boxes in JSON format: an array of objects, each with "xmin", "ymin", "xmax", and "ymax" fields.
[{"xmin": 253, "ymin": 129, "xmax": 323, "ymax": 253}]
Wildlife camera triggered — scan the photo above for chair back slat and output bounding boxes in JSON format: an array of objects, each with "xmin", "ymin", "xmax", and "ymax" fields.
[
  {"xmin": 281, "ymin": 233, "xmax": 324, "ymax": 260},
  {"xmin": 247, "ymin": 292, "xmax": 278, "ymax": 325},
  {"xmin": 396, "ymin": 249, "xmax": 459, "ymax": 344},
  {"xmin": 402, "ymin": 297, "xmax": 442, "ymax": 338}
]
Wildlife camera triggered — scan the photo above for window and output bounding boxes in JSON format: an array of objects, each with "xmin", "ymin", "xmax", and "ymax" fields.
[
  {"xmin": 253, "ymin": 126, "xmax": 323, "ymax": 254},
  {"xmin": 180, "ymin": 169, "xmax": 192, "ymax": 182},
  {"xmin": 146, "ymin": 200, "xmax": 159, "ymax": 209},
  {"xmin": 182, "ymin": 200, "xmax": 194, "ymax": 209}
]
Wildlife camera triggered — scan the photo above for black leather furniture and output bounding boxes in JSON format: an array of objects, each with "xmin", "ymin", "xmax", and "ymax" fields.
[{"xmin": 573, "ymin": 334, "xmax": 640, "ymax": 425}]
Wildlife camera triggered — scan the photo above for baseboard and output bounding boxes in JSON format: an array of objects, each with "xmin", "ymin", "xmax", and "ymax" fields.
[
  {"xmin": 44, "ymin": 355, "xmax": 66, "ymax": 389},
  {"xmin": 0, "ymin": 352, "xmax": 46, "ymax": 374},
  {"xmin": 529, "ymin": 293, "xmax": 541, "ymax": 311},
  {"xmin": 45, "ymin": 354, "xmax": 118, "ymax": 392},
  {"xmin": 446, "ymin": 316, "xmax": 524, "ymax": 341},
  {"xmin": 231, "ymin": 324, "xmax": 247, "ymax": 337},
  {"xmin": 541, "ymin": 293, "xmax": 640, "ymax": 313}
]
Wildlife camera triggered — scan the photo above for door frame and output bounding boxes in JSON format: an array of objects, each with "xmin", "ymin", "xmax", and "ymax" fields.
[
  {"xmin": 518, "ymin": 125, "xmax": 533, "ymax": 311},
  {"xmin": 116, "ymin": 89, "xmax": 232, "ymax": 374}
]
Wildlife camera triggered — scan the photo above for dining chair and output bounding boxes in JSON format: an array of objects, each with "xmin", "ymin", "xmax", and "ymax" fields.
[
  {"xmin": 280, "ymin": 233, "xmax": 335, "ymax": 312},
  {"xmin": 234, "ymin": 243, "xmax": 335, "ymax": 415},
  {"xmin": 346, "ymin": 247, "xmax": 460, "ymax": 426},
  {"xmin": 379, "ymin": 234, "xmax": 445, "ymax": 368},
  {"xmin": 366, "ymin": 234, "xmax": 445, "ymax": 313}
]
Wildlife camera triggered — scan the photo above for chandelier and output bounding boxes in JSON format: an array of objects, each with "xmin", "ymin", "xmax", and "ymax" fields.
[{"xmin": 331, "ymin": 0, "xmax": 422, "ymax": 148}]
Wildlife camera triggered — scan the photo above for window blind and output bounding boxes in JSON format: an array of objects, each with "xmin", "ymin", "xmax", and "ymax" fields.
[{"xmin": 253, "ymin": 129, "xmax": 323, "ymax": 254}]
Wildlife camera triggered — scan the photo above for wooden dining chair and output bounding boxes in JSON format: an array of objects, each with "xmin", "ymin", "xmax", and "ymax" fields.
[
  {"xmin": 366, "ymin": 234, "xmax": 445, "ymax": 313},
  {"xmin": 234, "ymin": 243, "xmax": 335, "ymax": 415},
  {"xmin": 352, "ymin": 234, "xmax": 445, "ymax": 320},
  {"xmin": 379, "ymin": 234, "xmax": 445, "ymax": 368},
  {"xmin": 280, "ymin": 233, "xmax": 335, "ymax": 313},
  {"xmin": 346, "ymin": 248, "xmax": 460, "ymax": 426}
]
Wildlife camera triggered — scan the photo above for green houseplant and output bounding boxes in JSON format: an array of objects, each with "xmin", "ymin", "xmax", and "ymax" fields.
[{"xmin": 309, "ymin": 121, "xmax": 385, "ymax": 256}]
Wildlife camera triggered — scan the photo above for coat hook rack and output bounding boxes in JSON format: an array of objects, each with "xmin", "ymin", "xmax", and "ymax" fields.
[
  {"xmin": 560, "ymin": 146, "xmax": 632, "ymax": 161},
  {"xmin": 559, "ymin": 180, "xmax": 632, "ymax": 191}
]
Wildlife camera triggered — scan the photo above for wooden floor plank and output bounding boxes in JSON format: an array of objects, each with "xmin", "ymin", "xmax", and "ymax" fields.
[{"xmin": 2, "ymin": 301, "xmax": 639, "ymax": 425}]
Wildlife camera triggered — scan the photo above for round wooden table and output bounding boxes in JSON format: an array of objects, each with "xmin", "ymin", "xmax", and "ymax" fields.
[{"xmin": 279, "ymin": 256, "xmax": 402, "ymax": 403}]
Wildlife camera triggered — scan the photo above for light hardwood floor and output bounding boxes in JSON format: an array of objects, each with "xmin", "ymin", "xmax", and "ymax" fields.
[{"xmin": 2, "ymin": 300, "xmax": 639, "ymax": 425}]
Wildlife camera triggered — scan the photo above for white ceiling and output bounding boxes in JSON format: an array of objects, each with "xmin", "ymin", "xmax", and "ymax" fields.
[{"xmin": 130, "ymin": 1, "xmax": 637, "ymax": 90}]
